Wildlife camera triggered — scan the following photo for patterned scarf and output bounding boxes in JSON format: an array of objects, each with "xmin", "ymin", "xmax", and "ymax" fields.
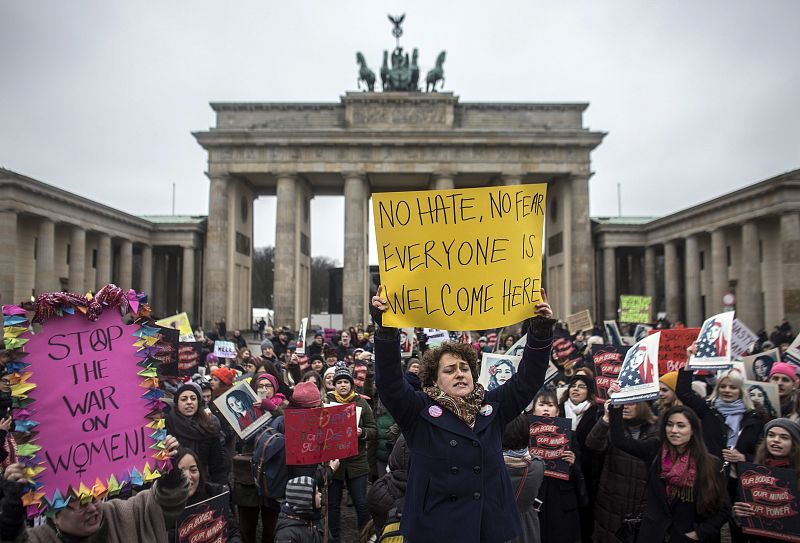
[
  {"xmin": 332, "ymin": 390, "xmax": 358, "ymax": 404},
  {"xmin": 661, "ymin": 445, "xmax": 697, "ymax": 502},
  {"xmin": 423, "ymin": 383, "xmax": 485, "ymax": 428}
]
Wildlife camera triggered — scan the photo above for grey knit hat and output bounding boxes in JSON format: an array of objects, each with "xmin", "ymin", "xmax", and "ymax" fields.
[
  {"xmin": 260, "ymin": 339, "xmax": 274, "ymax": 353},
  {"xmin": 333, "ymin": 364, "xmax": 354, "ymax": 387},
  {"xmin": 285, "ymin": 476, "xmax": 316, "ymax": 513},
  {"xmin": 764, "ymin": 418, "xmax": 800, "ymax": 445}
]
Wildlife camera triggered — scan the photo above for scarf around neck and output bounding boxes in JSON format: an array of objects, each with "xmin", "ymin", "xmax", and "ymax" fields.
[
  {"xmin": 564, "ymin": 399, "xmax": 591, "ymax": 431},
  {"xmin": 423, "ymin": 383, "xmax": 485, "ymax": 428},
  {"xmin": 332, "ymin": 390, "xmax": 358, "ymax": 404},
  {"xmin": 715, "ymin": 398, "xmax": 746, "ymax": 448},
  {"xmin": 661, "ymin": 445, "xmax": 697, "ymax": 502}
]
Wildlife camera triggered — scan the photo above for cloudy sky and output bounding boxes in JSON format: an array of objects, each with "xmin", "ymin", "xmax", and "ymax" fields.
[{"xmin": 2, "ymin": 1, "xmax": 798, "ymax": 264}]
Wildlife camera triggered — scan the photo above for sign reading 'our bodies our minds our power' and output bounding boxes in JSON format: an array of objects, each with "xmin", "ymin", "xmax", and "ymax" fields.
[{"xmin": 373, "ymin": 184, "xmax": 547, "ymax": 329}]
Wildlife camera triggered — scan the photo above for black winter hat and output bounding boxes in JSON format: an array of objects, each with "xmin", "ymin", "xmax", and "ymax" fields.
[{"xmin": 333, "ymin": 364, "xmax": 354, "ymax": 387}]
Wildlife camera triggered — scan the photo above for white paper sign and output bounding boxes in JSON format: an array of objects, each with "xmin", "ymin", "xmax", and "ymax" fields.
[
  {"xmin": 731, "ymin": 319, "xmax": 758, "ymax": 359},
  {"xmin": 214, "ymin": 340, "xmax": 237, "ymax": 359},
  {"xmin": 296, "ymin": 317, "xmax": 308, "ymax": 356},
  {"xmin": 688, "ymin": 311, "xmax": 735, "ymax": 370},
  {"xmin": 611, "ymin": 332, "xmax": 661, "ymax": 406}
]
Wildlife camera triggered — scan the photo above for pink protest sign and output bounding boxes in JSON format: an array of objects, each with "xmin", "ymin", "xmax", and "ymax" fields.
[
  {"xmin": 283, "ymin": 404, "xmax": 359, "ymax": 465},
  {"xmin": 24, "ymin": 310, "xmax": 156, "ymax": 502}
]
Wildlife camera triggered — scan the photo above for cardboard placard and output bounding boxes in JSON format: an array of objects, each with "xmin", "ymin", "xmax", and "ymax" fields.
[
  {"xmin": 565, "ymin": 310, "xmax": 593, "ymax": 335},
  {"xmin": 373, "ymin": 184, "xmax": 547, "ymax": 329},
  {"xmin": 688, "ymin": 311, "xmax": 735, "ymax": 370},
  {"xmin": 592, "ymin": 344, "xmax": 630, "ymax": 402},
  {"xmin": 528, "ymin": 415, "xmax": 572, "ymax": 480},
  {"xmin": 212, "ymin": 381, "xmax": 272, "ymax": 440},
  {"xmin": 738, "ymin": 462, "xmax": 800, "ymax": 542},
  {"xmin": 478, "ymin": 353, "xmax": 522, "ymax": 391},
  {"xmin": 611, "ymin": 332, "xmax": 661, "ymax": 405},
  {"xmin": 649, "ymin": 328, "xmax": 701, "ymax": 375},
  {"xmin": 619, "ymin": 295, "xmax": 652, "ymax": 324},
  {"xmin": 284, "ymin": 404, "xmax": 359, "ymax": 465},
  {"xmin": 175, "ymin": 490, "xmax": 230, "ymax": 543}
]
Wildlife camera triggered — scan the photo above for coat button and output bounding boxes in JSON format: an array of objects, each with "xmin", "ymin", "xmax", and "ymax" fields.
[
  {"xmin": 472, "ymin": 440, "xmax": 479, "ymax": 447},
  {"xmin": 473, "ymin": 492, "xmax": 481, "ymax": 500},
  {"xmin": 450, "ymin": 466, "xmax": 459, "ymax": 475},
  {"xmin": 473, "ymin": 465, "xmax": 481, "ymax": 474},
  {"xmin": 449, "ymin": 495, "xmax": 458, "ymax": 502},
  {"xmin": 449, "ymin": 439, "xmax": 458, "ymax": 447}
]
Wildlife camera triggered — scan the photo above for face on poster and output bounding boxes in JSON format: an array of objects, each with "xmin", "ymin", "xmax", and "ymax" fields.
[
  {"xmin": 611, "ymin": 332, "xmax": 661, "ymax": 405},
  {"xmin": 478, "ymin": 353, "xmax": 521, "ymax": 391},
  {"xmin": 604, "ymin": 320, "xmax": 622, "ymax": 346},
  {"xmin": 744, "ymin": 379, "xmax": 781, "ymax": 418},
  {"xmin": 212, "ymin": 381, "xmax": 272, "ymax": 439},
  {"xmin": 688, "ymin": 311, "xmax": 735, "ymax": 369},
  {"xmin": 400, "ymin": 328, "xmax": 415, "ymax": 358},
  {"xmin": 743, "ymin": 348, "xmax": 781, "ymax": 382}
]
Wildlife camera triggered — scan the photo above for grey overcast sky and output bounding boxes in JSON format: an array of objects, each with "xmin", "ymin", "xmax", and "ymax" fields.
[{"xmin": 2, "ymin": 1, "xmax": 798, "ymax": 265}]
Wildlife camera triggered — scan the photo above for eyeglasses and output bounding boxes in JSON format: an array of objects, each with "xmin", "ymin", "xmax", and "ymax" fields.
[{"xmin": 569, "ymin": 383, "xmax": 588, "ymax": 390}]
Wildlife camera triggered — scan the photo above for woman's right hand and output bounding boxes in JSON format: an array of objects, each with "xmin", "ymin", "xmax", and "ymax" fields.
[
  {"xmin": 370, "ymin": 287, "xmax": 388, "ymax": 327},
  {"xmin": 602, "ymin": 399, "xmax": 612, "ymax": 423},
  {"xmin": 2, "ymin": 463, "xmax": 25, "ymax": 483},
  {"xmin": 732, "ymin": 502, "xmax": 756, "ymax": 517}
]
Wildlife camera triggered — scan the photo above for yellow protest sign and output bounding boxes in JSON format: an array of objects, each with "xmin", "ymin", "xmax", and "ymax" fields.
[
  {"xmin": 373, "ymin": 184, "xmax": 547, "ymax": 329},
  {"xmin": 155, "ymin": 312, "xmax": 194, "ymax": 341}
]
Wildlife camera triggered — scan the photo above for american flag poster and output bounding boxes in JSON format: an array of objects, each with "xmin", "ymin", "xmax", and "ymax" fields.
[
  {"xmin": 688, "ymin": 311, "xmax": 735, "ymax": 370},
  {"xmin": 611, "ymin": 332, "xmax": 661, "ymax": 406}
]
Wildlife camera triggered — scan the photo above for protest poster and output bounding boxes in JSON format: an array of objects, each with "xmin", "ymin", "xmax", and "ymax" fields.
[
  {"xmin": 284, "ymin": 403, "xmax": 359, "ymax": 465},
  {"xmin": 619, "ymin": 295, "xmax": 652, "ymax": 324},
  {"xmin": 552, "ymin": 336, "xmax": 582, "ymax": 374},
  {"xmin": 424, "ymin": 328, "xmax": 450, "ymax": 347},
  {"xmin": 177, "ymin": 342, "xmax": 202, "ymax": 377},
  {"xmin": 633, "ymin": 324, "xmax": 652, "ymax": 343},
  {"xmin": 566, "ymin": 310, "xmax": 593, "ymax": 335},
  {"xmin": 527, "ymin": 415, "xmax": 572, "ymax": 480},
  {"xmin": 153, "ymin": 326, "xmax": 180, "ymax": 378},
  {"xmin": 213, "ymin": 381, "xmax": 272, "ymax": 439},
  {"xmin": 649, "ymin": 328, "xmax": 700, "ymax": 375},
  {"xmin": 373, "ymin": 184, "xmax": 547, "ymax": 329},
  {"xmin": 732, "ymin": 319, "xmax": 759, "ymax": 359},
  {"xmin": 1, "ymin": 286, "xmax": 166, "ymax": 516},
  {"xmin": 592, "ymin": 344, "xmax": 630, "ymax": 402},
  {"xmin": 175, "ymin": 490, "xmax": 230, "ymax": 543},
  {"xmin": 295, "ymin": 317, "xmax": 308, "ymax": 356},
  {"xmin": 213, "ymin": 340, "xmax": 237, "ymax": 359},
  {"xmin": 155, "ymin": 312, "xmax": 194, "ymax": 342},
  {"xmin": 478, "ymin": 353, "xmax": 522, "ymax": 391},
  {"xmin": 400, "ymin": 328, "xmax": 415, "ymax": 358},
  {"xmin": 786, "ymin": 334, "xmax": 800, "ymax": 366},
  {"xmin": 743, "ymin": 348, "xmax": 782, "ymax": 383},
  {"xmin": 611, "ymin": 332, "xmax": 661, "ymax": 405},
  {"xmin": 744, "ymin": 380, "xmax": 781, "ymax": 418},
  {"xmin": 738, "ymin": 462, "xmax": 800, "ymax": 542},
  {"xmin": 688, "ymin": 311, "xmax": 735, "ymax": 370},
  {"xmin": 604, "ymin": 320, "xmax": 623, "ymax": 346}
]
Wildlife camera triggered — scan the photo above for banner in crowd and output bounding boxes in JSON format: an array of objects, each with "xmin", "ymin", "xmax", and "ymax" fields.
[
  {"xmin": 213, "ymin": 381, "xmax": 272, "ymax": 439},
  {"xmin": 284, "ymin": 403, "xmax": 359, "ymax": 465},
  {"xmin": 648, "ymin": 328, "xmax": 700, "ymax": 375},
  {"xmin": 177, "ymin": 342, "xmax": 202, "ymax": 377},
  {"xmin": 611, "ymin": 332, "xmax": 661, "ymax": 405},
  {"xmin": 604, "ymin": 320, "xmax": 623, "ymax": 346},
  {"xmin": 478, "ymin": 353, "xmax": 522, "ymax": 391},
  {"xmin": 731, "ymin": 319, "xmax": 759, "ymax": 359},
  {"xmin": 744, "ymin": 380, "xmax": 781, "ymax": 418},
  {"xmin": 400, "ymin": 328, "xmax": 415, "ymax": 358},
  {"xmin": 688, "ymin": 311, "xmax": 735, "ymax": 370},
  {"xmin": 565, "ymin": 310, "xmax": 593, "ymax": 335},
  {"xmin": 155, "ymin": 312, "xmax": 194, "ymax": 342},
  {"xmin": 743, "ymin": 348, "xmax": 782, "ymax": 383},
  {"xmin": 213, "ymin": 340, "xmax": 237, "ymax": 359},
  {"xmin": 527, "ymin": 415, "xmax": 572, "ymax": 480},
  {"xmin": 1, "ymin": 286, "xmax": 166, "ymax": 516},
  {"xmin": 592, "ymin": 344, "xmax": 630, "ymax": 402},
  {"xmin": 738, "ymin": 462, "xmax": 800, "ymax": 542},
  {"xmin": 619, "ymin": 295, "xmax": 652, "ymax": 323},
  {"xmin": 175, "ymin": 490, "xmax": 230, "ymax": 543},
  {"xmin": 296, "ymin": 317, "xmax": 308, "ymax": 356},
  {"xmin": 373, "ymin": 184, "xmax": 548, "ymax": 329}
]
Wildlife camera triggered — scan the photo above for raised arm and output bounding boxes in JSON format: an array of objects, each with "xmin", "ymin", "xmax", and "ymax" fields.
[{"xmin": 608, "ymin": 406, "xmax": 659, "ymax": 462}]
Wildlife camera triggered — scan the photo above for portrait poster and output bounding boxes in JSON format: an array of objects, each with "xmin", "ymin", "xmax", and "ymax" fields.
[
  {"xmin": 284, "ymin": 403, "xmax": 359, "ymax": 465},
  {"xmin": 649, "ymin": 328, "xmax": 700, "ymax": 375},
  {"xmin": 527, "ymin": 415, "xmax": 572, "ymax": 480},
  {"xmin": 738, "ymin": 462, "xmax": 800, "ymax": 542},
  {"xmin": 212, "ymin": 381, "xmax": 272, "ymax": 440},
  {"xmin": 744, "ymin": 380, "xmax": 781, "ymax": 418},
  {"xmin": 743, "ymin": 348, "xmax": 782, "ymax": 383},
  {"xmin": 633, "ymin": 324, "xmax": 652, "ymax": 344},
  {"xmin": 478, "ymin": 353, "xmax": 522, "ymax": 391},
  {"xmin": 619, "ymin": 295, "xmax": 652, "ymax": 324},
  {"xmin": 732, "ymin": 319, "xmax": 759, "ymax": 359},
  {"xmin": 177, "ymin": 342, "xmax": 202, "ymax": 377},
  {"xmin": 688, "ymin": 311, "xmax": 735, "ymax": 370},
  {"xmin": 400, "ymin": 328, "xmax": 415, "ymax": 358},
  {"xmin": 566, "ymin": 310, "xmax": 593, "ymax": 335},
  {"xmin": 295, "ymin": 317, "xmax": 308, "ymax": 356},
  {"xmin": 592, "ymin": 344, "xmax": 630, "ymax": 402},
  {"xmin": 611, "ymin": 332, "xmax": 661, "ymax": 406},
  {"xmin": 213, "ymin": 340, "xmax": 237, "ymax": 359},
  {"xmin": 604, "ymin": 320, "xmax": 623, "ymax": 346},
  {"xmin": 373, "ymin": 184, "xmax": 547, "ymax": 330},
  {"xmin": 155, "ymin": 312, "xmax": 194, "ymax": 342},
  {"xmin": 175, "ymin": 490, "xmax": 230, "ymax": 543}
]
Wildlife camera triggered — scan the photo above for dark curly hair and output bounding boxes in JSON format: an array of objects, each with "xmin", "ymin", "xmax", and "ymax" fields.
[{"xmin": 419, "ymin": 341, "xmax": 479, "ymax": 388}]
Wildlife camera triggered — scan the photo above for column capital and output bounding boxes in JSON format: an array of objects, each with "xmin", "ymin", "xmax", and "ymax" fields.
[
  {"xmin": 341, "ymin": 171, "xmax": 366, "ymax": 182},
  {"xmin": 499, "ymin": 173, "xmax": 522, "ymax": 185}
]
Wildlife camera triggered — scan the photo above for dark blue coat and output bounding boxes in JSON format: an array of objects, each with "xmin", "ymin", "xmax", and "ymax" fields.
[{"xmin": 375, "ymin": 332, "xmax": 552, "ymax": 543}]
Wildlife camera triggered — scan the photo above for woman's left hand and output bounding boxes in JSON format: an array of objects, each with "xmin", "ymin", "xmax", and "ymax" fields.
[
  {"xmin": 534, "ymin": 288, "xmax": 553, "ymax": 319},
  {"xmin": 164, "ymin": 435, "xmax": 181, "ymax": 458},
  {"xmin": 685, "ymin": 531, "xmax": 699, "ymax": 540},
  {"xmin": 722, "ymin": 448, "xmax": 745, "ymax": 463},
  {"xmin": 561, "ymin": 450, "xmax": 576, "ymax": 465}
]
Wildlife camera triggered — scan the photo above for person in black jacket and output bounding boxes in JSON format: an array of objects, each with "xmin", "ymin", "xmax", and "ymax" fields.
[
  {"xmin": 608, "ymin": 398, "xmax": 730, "ymax": 542},
  {"xmin": 275, "ymin": 476, "xmax": 325, "ymax": 543}
]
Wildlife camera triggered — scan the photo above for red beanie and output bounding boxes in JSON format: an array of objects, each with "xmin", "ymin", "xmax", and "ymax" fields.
[
  {"xmin": 212, "ymin": 366, "xmax": 236, "ymax": 386},
  {"xmin": 770, "ymin": 362, "xmax": 798, "ymax": 381},
  {"xmin": 290, "ymin": 381, "xmax": 321, "ymax": 408}
]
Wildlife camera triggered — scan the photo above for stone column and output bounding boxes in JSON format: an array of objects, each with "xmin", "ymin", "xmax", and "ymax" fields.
[
  {"xmin": 119, "ymin": 240, "xmax": 133, "ymax": 288},
  {"xmin": 68, "ymin": 226, "xmax": 86, "ymax": 293},
  {"xmin": 603, "ymin": 246, "xmax": 617, "ymax": 320},
  {"xmin": 664, "ymin": 240, "xmax": 681, "ymax": 322},
  {"xmin": 781, "ymin": 212, "xmax": 800, "ymax": 324},
  {"xmin": 739, "ymin": 221, "xmax": 762, "ymax": 329},
  {"xmin": 35, "ymin": 218, "xmax": 57, "ymax": 294},
  {"xmin": 711, "ymin": 228, "xmax": 728, "ymax": 314},
  {"xmin": 431, "ymin": 173, "xmax": 455, "ymax": 191},
  {"xmin": 684, "ymin": 234, "xmax": 702, "ymax": 327},
  {"xmin": 644, "ymin": 246, "xmax": 656, "ymax": 301},
  {"xmin": 343, "ymin": 172, "xmax": 369, "ymax": 327},
  {"xmin": 500, "ymin": 174, "xmax": 522, "ymax": 186},
  {"xmin": 569, "ymin": 175, "xmax": 594, "ymax": 313},
  {"xmin": 204, "ymin": 175, "xmax": 231, "ymax": 329},
  {"xmin": 96, "ymin": 233, "xmax": 112, "ymax": 288},
  {"xmin": 182, "ymin": 246, "xmax": 195, "ymax": 322},
  {"xmin": 140, "ymin": 244, "xmax": 153, "ymax": 296},
  {"xmin": 274, "ymin": 174, "xmax": 298, "ymax": 327},
  {"xmin": 0, "ymin": 211, "xmax": 17, "ymax": 304}
]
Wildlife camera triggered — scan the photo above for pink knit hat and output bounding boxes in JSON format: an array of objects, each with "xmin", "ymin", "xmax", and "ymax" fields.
[{"xmin": 770, "ymin": 361, "xmax": 798, "ymax": 381}]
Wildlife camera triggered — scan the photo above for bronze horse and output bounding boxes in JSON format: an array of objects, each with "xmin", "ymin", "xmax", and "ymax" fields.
[
  {"xmin": 425, "ymin": 51, "xmax": 446, "ymax": 92},
  {"xmin": 356, "ymin": 52, "xmax": 376, "ymax": 92}
]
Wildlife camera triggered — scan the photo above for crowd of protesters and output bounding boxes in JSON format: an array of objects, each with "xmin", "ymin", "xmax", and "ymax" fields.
[{"xmin": 1, "ymin": 293, "xmax": 800, "ymax": 543}]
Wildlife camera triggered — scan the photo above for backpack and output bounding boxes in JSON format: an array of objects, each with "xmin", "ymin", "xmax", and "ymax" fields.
[
  {"xmin": 251, "ymin": 419, "xmax": 289, "ymax": 500},
  {"xmin": 377, "ymin": 499, "xmax": 404, "ymax": 543}
]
